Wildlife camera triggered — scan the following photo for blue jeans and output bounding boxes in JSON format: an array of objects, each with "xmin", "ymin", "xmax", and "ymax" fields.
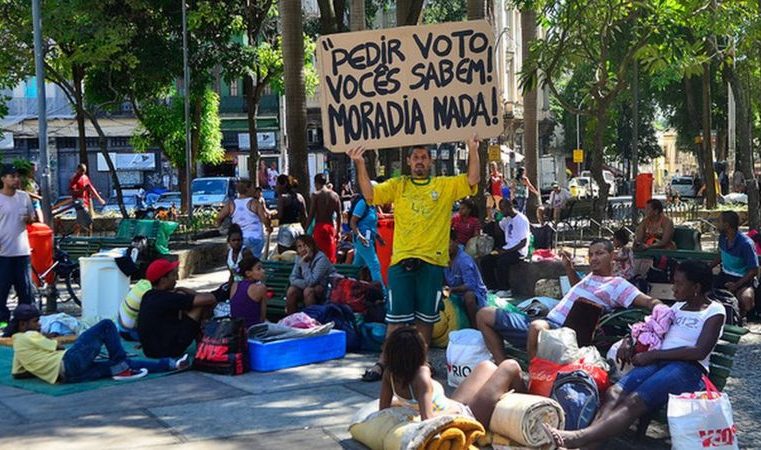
[
  {"xmin": 617, "ymin": 360, "xmax": 704, "ymax": 411},
  {"xmin": 244, "ymin": 237, "xmax": 265, "ymax": 259},
  {"xmin": 493, "ymin": 309, "xmax": 561, "ymax": 349},
  {"xmin": 62, "ymin": 320, "xmax": 173, "ymax": 383},
  {"xmin": 353, "ymin": 237, "xmax": 385, "ymax": 291},
  {"xmin": 0, "ymin": 255, "xmax": 33, "ymax": 323}
]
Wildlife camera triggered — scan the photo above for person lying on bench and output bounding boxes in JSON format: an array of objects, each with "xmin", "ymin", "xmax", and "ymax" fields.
[
  {"xmin": 379, "ymin": 326, "xmax": 525, "ymax": 428},
  {"xmin": 477, "ymin": 238, "xmax": 661, "ymax": 363},
  {"xmin": 543, "ymin": 260, "xmax": 725, "ymax": 449},
  {"xmin": 9, "ymin": 305, "xmax": 188, "ymax": 384},
  {"xmin": 138, "ymin": 259, "xmax": 218, "ymax": 358}
]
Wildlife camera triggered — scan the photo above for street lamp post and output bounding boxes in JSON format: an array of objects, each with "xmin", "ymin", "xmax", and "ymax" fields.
[
  {"xmin": 31, "ymin": 0, "xmax": 53, "ymax": 230},
  {"xmin": 182, "ymin": 0, "xmax": 192, "ymax": 221},
  {"xmin": 575, "ymin": 94, "xmax": 588, "ymax": 178}
]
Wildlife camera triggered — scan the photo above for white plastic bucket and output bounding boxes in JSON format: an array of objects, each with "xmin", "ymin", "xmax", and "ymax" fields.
[{"xmin": 79, "ymin": 255, "xmax": 130, "ymax": 324}]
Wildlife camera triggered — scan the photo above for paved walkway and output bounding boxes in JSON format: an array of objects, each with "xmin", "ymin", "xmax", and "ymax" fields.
[{"xmin": 3, "ymin": 267, "xmax": 760, "ymax": 449}]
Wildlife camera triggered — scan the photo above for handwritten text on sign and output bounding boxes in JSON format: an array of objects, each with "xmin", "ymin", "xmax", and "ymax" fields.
[{"xmin": 316, "ymin": 21, "xmax": 503, "ymax": 152}]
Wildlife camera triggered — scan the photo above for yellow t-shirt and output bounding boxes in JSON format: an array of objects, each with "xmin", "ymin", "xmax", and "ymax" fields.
[
  {"xmin": 12, "ymin": 331, "xmax": 65, "ymax": 384},
  {"xmin": 372, "ymin": 175, "xmax": 476, "ymax": 267}
]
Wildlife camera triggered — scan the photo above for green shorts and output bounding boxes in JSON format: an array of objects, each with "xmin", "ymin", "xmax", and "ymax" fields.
[{"xmin": 386, "ymin": 261, "xmax": 444, "ymax": 324}]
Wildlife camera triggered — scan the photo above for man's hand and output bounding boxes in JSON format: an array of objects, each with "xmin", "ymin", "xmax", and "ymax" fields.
[
  {"xmin": 631, "ymin": 351, "xmax": 656, "ymax": 367},
  {"xmin": 560, "ymin": 250, "xmax": 574, "ymax": 270},
  {"xmin": 347, "ymin": 146, "xmax": 368, "ymax": 163},
  {"xmin": 466, "ymin": 133, "xmax": 480, "ymax": 153}
]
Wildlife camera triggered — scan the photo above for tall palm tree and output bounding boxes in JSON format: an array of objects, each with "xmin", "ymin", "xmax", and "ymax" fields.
[{"xmin": 281, "ymin": 0, "xmax": 308, "ymax": 198}]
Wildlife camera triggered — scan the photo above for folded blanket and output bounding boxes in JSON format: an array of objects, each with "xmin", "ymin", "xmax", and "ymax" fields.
[
  {"xmin": 489, "ymin": 392, "xmax": 565, "ymax": 447},
  {"xmin": 247, "ymin": 322, "xmax": 333, "ymax": 342},
  {"xmin": 350, "ymin": 407, "xmax": 484, "ymax": 450}
]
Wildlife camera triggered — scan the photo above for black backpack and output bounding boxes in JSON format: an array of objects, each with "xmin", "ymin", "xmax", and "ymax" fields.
[
  {"xmin": 303, "ymin": 303, "xmax": 362, "ymax": 352},
  {"xmin": 709, "ymin": 289, "xmax": 742, "ymax": 326},
  {"xmin": 193, "ymin": 317, "xmax": 249, "ymax": 375}
]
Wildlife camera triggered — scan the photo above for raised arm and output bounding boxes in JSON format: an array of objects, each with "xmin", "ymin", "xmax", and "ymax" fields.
[
  {"xmin": 466, "ymin": 134, "xmax": 480, "ymax": 187},
  {"xmin": 347, "ymin": 147, "xmax": 374, "ymax": 203}
]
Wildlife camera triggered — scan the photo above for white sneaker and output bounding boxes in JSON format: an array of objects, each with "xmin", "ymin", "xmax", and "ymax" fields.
[
  {"xmin": 112, "ymin": 367, "xmax": 149, "ymax": 381},
  {"xmin": 174, "ymin": 354, "xmax": 190, "ymax": 371}
]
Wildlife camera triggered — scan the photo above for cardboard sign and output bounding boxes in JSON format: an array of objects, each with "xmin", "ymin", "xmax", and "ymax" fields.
[{"xmin": 316, "ymin": 20, "xmax": 503, "ymax": 153}]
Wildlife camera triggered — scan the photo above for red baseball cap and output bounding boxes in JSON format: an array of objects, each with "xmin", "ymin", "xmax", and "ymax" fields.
[{"xmin": 145, "ymin": 259, "xmax": 180, "ymax": 283}]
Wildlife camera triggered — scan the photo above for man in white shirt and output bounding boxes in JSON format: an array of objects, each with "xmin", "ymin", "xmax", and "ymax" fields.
[
  {"xmin": 547, "ymin": 181, "xmax": 571, "ymax": 223},
  {"xmin": 479, "ymin": 198, "xmax": 530, "ymax": 290},
  {"xmin": 0, "ymin": 164, "xmax": 36, "ymax": 324}
]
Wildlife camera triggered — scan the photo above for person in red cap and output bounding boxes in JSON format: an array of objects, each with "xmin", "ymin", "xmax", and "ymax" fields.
[{"xmin": 137, "ymin": 259, "xmax": 218, "ymax": 358}]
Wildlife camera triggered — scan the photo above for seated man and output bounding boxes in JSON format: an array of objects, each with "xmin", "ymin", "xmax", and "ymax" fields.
[
  {"xmin": 445, "ymin": 231, "xmax": 488, "ymax": 327},
  {"xmin": 9, "ymin": 305, "xmax": 186, "ymax": 384},
  {"xmin": 477, "ymin": 238, "xmax": 661, "ymax": 363},
  {"xmin": 479, "ymin": 199, "xmax": 530, "ymax": 290},
  {"xmin": 138, "ymin": 259, "xmax": 218, "ymax": 358},
  {"xmin": 711, "ymin": 211, "xmax": 759, "ymax": 317},
  {"xmin": 546, "ymin": 181, "xmax": 571, "ymax": 224}
]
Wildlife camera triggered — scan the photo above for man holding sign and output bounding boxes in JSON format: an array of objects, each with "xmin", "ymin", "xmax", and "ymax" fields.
[{"xmin": 349, "ymin": 135, "xmax": 480, "ymax": 382}]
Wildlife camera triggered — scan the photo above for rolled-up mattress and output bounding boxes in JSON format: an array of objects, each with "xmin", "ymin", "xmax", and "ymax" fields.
[{"xmin": 488, "ymin": 392, "xmax": 565, "ymax": 447}]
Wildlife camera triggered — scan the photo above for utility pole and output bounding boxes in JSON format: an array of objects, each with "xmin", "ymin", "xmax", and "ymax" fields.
[
  {"xmin": 182, "ymin": 0, "xmax": 193, "ymax": 221},
  {"xmin": 631, "ymin": 60, "xmax": 640, "ymax": 225},
  {"xmin": 32, "ymin": 0, "xmax": 53, "ymax": 229}
]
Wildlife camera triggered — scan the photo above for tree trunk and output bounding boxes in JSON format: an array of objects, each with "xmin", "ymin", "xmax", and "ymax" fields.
[
  {"xmin": 396, "ymin": 0, "xmax": 424, "ymax": 26},
  {"xmin": 591, "ymin": 106, "xmax": 610, "ymax": 224},
  {"xmin": 701, "ymin": 63, "xmax": 718, "ymax": 208},
  {"xmin": 84, "ymin": 111, "xmax": 127, "ymax": 218},
  {"xmin": 244, "ymin": 75, "xmax": 263, "ymax": 185},
  {"xmin": 316, "ymin": 0, "xmax": 338, "ymax": 34},
  {"xmin": 725, "ymin": 66, "xmax": 760, "ymax": 228},
  {"xmin": 282, "ymin": 0, "xmax": 309, "ymax": 200},
  {"xmin": 521, "ymin": 8, "xmax": 539, "ymax": 222},
  {"xmin": 349, "ymin": 0, "xmax": 365, "ymax": 31},
  {"xmin": 72, "ymin": 64, "xmax": 88, "ymax": 165}
]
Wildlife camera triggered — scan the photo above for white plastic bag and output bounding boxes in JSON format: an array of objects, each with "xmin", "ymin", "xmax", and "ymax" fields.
[
  {"xmin": 667, "ymin": 377, "xmax": 738, "ymax": 450},
  {"xmin": 536, "ymin": 328, "xmax": 580, "ymax": 364},
  {"xmin": 446, "ymin": 329, "xmax": 492, "ymax": 387}
]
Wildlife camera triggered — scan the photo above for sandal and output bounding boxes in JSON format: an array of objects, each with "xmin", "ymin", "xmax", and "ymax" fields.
[
  {"xmin": 361, "ymin": 362, "xmax": 384, "ymax": 382},
  {"xmin": 541, "ymin": 423, "xmax": 564, "ymax": 450}
]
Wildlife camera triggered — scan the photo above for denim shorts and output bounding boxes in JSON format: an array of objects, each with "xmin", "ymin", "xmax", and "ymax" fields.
[
  {"xmin": 617, "ymin": 360, "xmax": 704, "ymax": 411},
  {"xmin": 493, "ymin": 309, "xmax": 561, "ymax": 349}
]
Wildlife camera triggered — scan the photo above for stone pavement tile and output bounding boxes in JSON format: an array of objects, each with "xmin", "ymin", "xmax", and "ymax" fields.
[
  {"xmin": 143, "ymin": 428, "xmax": 347, "ymax": 450},
  {"xmin": 342, "ymin": 380, "xmax": 381, "ymax": 399},
  {"xmin": 3, "ymin": 372, "xmax": 247, "ymax": 421},
  {"xmin": 0, "ymin": 411, "xmax": 179, "ymax": 450},
  {"xmin": 198, "ymin": 353, "xmax": 379, "ymax": 395},
  {"xmin": 149, "ymin": 385, "xmax": 373, "ymax": 441}
]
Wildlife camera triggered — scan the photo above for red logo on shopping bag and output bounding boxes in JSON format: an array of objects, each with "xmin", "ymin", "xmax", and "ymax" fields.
[{"xmin": 699, "ymin": 425, "xmax": 737, "ymax": 447}]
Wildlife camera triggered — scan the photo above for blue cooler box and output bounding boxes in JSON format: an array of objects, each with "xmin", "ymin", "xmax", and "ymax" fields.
[{"xmin": 248, "ymin": 330, "xmax": 347, "ymax": 372}]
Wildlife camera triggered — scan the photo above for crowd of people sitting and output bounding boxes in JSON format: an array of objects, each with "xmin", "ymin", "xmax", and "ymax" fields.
[{"xmin": 3, "ymin": 139, "xmax": 758, "ymax": 447}]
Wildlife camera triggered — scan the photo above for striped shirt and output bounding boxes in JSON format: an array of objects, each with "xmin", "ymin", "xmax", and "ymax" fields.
[{"xmin": 547, "ymin": 274, "xmax": 642, "ymax": 325}]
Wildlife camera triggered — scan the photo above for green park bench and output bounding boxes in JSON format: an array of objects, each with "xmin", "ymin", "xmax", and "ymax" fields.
[
  {"xmin": 59, "ymin": 219, "xmax": 177, "ymax": 262},
  {"xmin": 262, "ymin": 260, "xmax": 365, "ymax": 321}
]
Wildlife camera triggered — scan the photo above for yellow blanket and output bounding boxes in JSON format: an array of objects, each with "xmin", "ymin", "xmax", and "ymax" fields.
[{"xmin": 350, "ymin": 407, "xmax": 485, "ymax": 450}]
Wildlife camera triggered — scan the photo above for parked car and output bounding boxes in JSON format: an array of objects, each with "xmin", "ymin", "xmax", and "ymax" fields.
[
  {"xmin": 668, "ymin": 176, "xmax": 698, "ymax": 198},
  {"xmin": 580, "ymin": 170, "xmax": 617, "ymax": 196},
  {"xmin": 261, "ymin": 188, "xmax": 278, "ymax": 210},
  {"xmin": 153, "ymin": 191, "xmax": 181, "ymax": 210},
  {"xmin": 568, "ymin": 177, "xmax": 600, "ymax": 198},
  {"xmin": 100, "ymin": 195, "xmax": 138, "ymax": 216},
  {"xmin": 191, "ymin": 177, "xmax": 237, "ymax": 209}
]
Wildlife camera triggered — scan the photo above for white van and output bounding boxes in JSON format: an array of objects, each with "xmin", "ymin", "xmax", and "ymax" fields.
[
  {"xmin": 191, "ymin": 177, "xmax": 237, "ymax": 208},
  {"xmin": 581, "ymin": 170, "xmax": 616, "ymax": 196}
]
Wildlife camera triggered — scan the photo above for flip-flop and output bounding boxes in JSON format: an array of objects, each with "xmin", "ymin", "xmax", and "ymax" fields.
[{"xmin": 361, "ymin": 362, "xmax": 384, "ymax": 382}]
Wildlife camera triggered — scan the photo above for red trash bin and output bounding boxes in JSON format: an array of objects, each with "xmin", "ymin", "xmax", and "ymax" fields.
[
  {"xmin": 375, "ymin": 218, "xmax": 394, "ymax": 284},
  {"xmin": 635, "ymin": 173, "xmax": 653, "ymax": 209},
  {"xmin": 27, "ymin": 223, "xmax": 54, "ymax": 285}
]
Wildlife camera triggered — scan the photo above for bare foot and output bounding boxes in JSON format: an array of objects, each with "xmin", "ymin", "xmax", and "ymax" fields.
[{"xmin": 542, "ymin": 423, "xmax": 584, "ymax": 449}]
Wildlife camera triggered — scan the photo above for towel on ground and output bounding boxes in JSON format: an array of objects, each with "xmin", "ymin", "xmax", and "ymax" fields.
[
  {"xmin": 350, "ymin": 406, "xmax": 484, "ymax": 450},
  {"xmin": 630, "ymin": 303, "xmax": 674, "ymax": 351},
  {"xmin": 488, "ymin": 392, "xmax": 565, "ymax": 447}
]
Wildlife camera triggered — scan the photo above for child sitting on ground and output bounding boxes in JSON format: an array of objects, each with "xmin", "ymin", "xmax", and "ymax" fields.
[
  {"xmin": 230, "ymin": 255, "xmax": 268, "ymax": 328},
  {"xmin": 380, "ymin": 326, "xmax": 526, "ymax": 428},
  {"xmin": 612, "ymin": 228, "xmax": 635, "ymax": 281},
  {"xmin": 9, "ymin": 305, "xmax": 188, "ymax": 384}
]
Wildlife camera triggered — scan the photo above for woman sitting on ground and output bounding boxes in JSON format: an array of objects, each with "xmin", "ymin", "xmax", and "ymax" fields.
[
  {"xmin": 286, "ymin": 235, "xmax": 336, "ymax": 314},
  {"xmin": 230, "ymin": 255, "xmax": 268, "ymax": 328},
  {"xmin": 380, "ymin": 326, "xmax": 525, "ymax": 427},
  {"xmin": 544, "ymin": 260, "xmax": 725, "ymax": 449},
  {"xmin": 225, "ymin": 224, "xmax": 253, "ymax": 286},
  {"xmin": 634, "ymin": 199, "xmax": 675, "ymax": 250}
]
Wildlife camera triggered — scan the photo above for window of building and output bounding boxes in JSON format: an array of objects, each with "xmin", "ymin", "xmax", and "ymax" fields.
[
  {"xmin": 57, "ymin": 137, "xmax": 77, "ymax": 149},
  {"xmin": 111, "ymin": 137, "xmax": 130, "ymax": 147},
  {"xmin": 229, "ymin": 80, "xmax": 239, "ymax": 97}
]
